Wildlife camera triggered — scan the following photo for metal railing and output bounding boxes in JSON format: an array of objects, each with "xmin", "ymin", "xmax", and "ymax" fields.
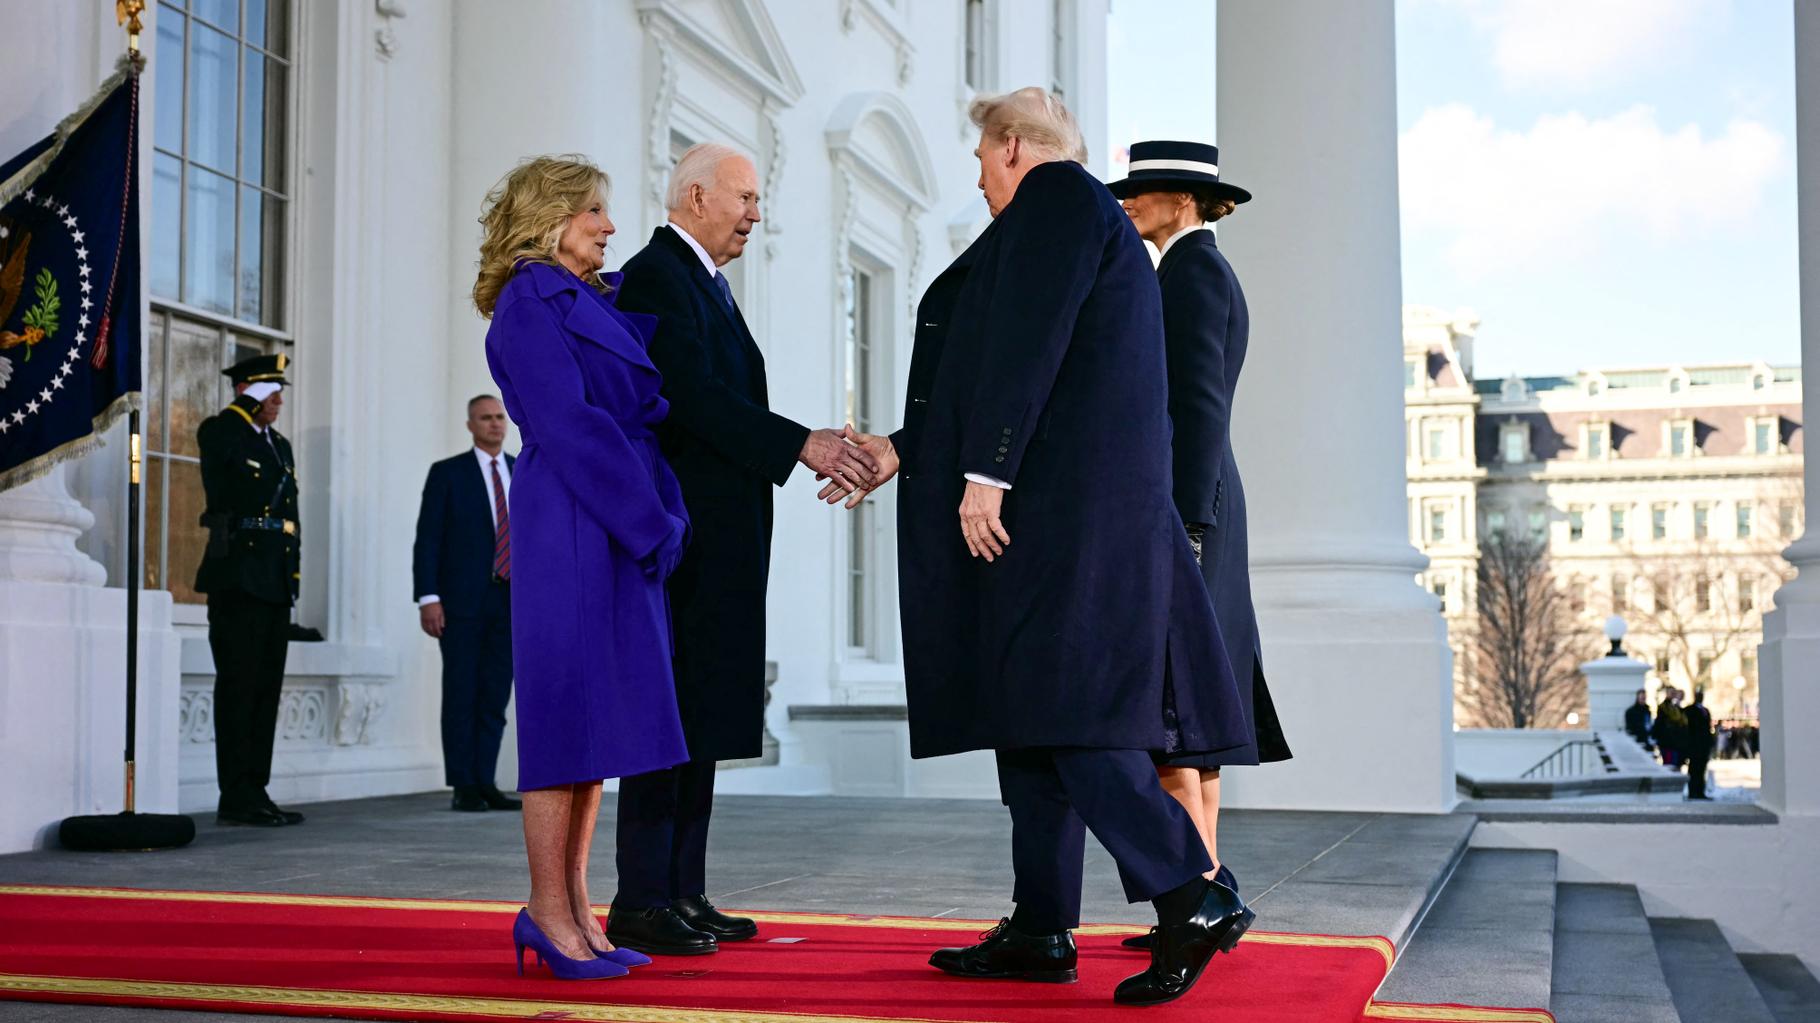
[{"xmin": 1520, "ymin": 739, "xmax": 1609, "ymax": 779}]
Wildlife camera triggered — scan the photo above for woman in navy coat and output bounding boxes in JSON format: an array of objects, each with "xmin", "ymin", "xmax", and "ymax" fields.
[
  {"xmin": 474, "ymin": 155, "xmax": 689, "ymax": 979},
  {"xmin": 1112, "ymin": 141, "xmax": 1292, "ymax": 906}
]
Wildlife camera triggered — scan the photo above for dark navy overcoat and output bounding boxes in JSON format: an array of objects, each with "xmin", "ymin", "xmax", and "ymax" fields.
[
  {"xmin": 483, "ymin": 262, "xmax": 691, "ymax": 788},
  {"xmin": 1158, "ymin": 230, "xmax": 1291, "ymax": 765},
  {"xmin": 893, "ymin": 161, "xmax": 1249, "ymax": 759},
  {"xmin": 616, "ymin": 227, "xmax": 811, "ymax": 762}
]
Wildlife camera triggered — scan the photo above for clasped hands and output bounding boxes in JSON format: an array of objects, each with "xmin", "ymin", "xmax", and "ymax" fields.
[{"xmin": 806, "ymin": 426, "xmax": 1009, "ymax": 563}]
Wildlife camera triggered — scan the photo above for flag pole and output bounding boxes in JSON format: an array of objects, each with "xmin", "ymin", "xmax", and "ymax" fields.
[{"xmin": 58, "ymin": 0, "xmax": 193, "ymax": 852}]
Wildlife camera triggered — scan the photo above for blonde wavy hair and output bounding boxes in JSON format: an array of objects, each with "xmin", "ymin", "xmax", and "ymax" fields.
[{"xmin": 473, "ymin": 154, "xmax": 611, "ymax": 318}]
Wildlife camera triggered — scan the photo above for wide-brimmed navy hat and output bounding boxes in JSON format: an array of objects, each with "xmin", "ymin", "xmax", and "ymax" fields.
[{"xmin": 1108, "ymin": 140, "xmax": 1251, "ymax": 204}]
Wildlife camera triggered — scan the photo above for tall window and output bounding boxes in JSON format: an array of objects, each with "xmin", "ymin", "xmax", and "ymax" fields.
[
  {"xmin": 1528, "ymin": 508, "xmax": 1547, "ymax": 541},
  {"xmin": 1755, "ymin": 420, "xmax": 1775, "ymax": 455},
  {"xmin": 1612, "ymin": 573, "xmax": 1629, "ymax": 612},
  {"xmin": 963, "ymin": 0, "xmax": 990, "ymax": 92},
  {"xmin": 1433, "ymin": 578, "xmax": 1448, "ymax": 611},
  {"xmin": 1669, "ymin": 423, "xmax": 1689, "ymax": 457},
  {"xmin": 1428, "ymin": 506, "xmax": 1446, "ymax": 542},
  {"xmin": 1404, "ymin": 359, "xmax": 1418, "ymax": 389},
  {"xmin": 148, "ymin": 0, "xmax": 293, "ymax": 605},
  {"xmin": 1485, "ymin": 508, "xmax": 1506, "ymax": 538},
  {"xmin": 1739, "ymin": 576, "xmax": 1756, "ymax": 613},
  {"xmin": 1737, "ymin": 503, "xmax": 1754, "ymax": 539},
  {"xmin": 1697, "ymin": 652, "xmax": 1714, "ymax": 682},
  {"xmin": 1693, "ymin": 502, "xmax": 1710, "ymax": 540},
  {"xmin": 1609, "ymin": 505, "xmax": 1626, "ymax": 542},
  {"xmin": 1586, "ymin": 423, "xmax": 1606, "ymax": 459},
  {"xmin": 1502, "ymin": 425, "xmax": 1527, "ymax": 465},
  {"xmin": 1050, "ymin": 0, "xmax": 1074, "ymax": 101},
  {"xmin": 844, "ymin": 268, "xmax": 877, "ymax": 652},
  {"xmin": 1427, "ymin": 426, "xmax": 1447, "ymax": 460},
  {"xmin": 1652, "ymin": 503, "xmax": 1670, "ymax": 540},
  {"xmin": 1568, "ymin": 506, "xmax": 1584, "ymax": 542},
  {"xmin": 1782, "ymin": 501, "xmax": 1798, "ymax": 537},
  {"xmin": 1695, "ymin": 576, "xmax": 1712, "ymax": 612}
]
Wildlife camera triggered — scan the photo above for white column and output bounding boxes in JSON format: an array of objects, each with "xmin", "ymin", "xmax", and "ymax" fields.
[
  {"xmin": 1215, "ymin": 0, "xmax": 1455, "ymax": 812},
  {"xmin": 1758, "ymin": 1, "xmax": 1820, "ymax": 819}
]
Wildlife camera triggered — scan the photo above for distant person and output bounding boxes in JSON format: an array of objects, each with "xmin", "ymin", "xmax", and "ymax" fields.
[
  {"xmin": 1653, "ymin": 688, "xmax": 1686, "ymax": 769},
  {"xmin": 1624, "ymin": 689, "xmax": 1653, "ymax": 750},
  {"xmin": 413, "ymin": 395, "xmax": 521, "ymax": 813},
  {"xmin": 1684, "ymin": 689, "xmax": 1715, "ymax": 800}
]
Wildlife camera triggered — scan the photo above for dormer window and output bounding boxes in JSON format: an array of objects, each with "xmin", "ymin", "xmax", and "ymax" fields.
[
  {"xmin": 1586, "ymin": 423, "xmax": 1607, "ymax": 459},
  {"xmin": 1753, "ymin": 374, "xmax": 1767, "ymax": 390},
  {"xmin": 1669, "ymin": 377, "xmax": 1684, "ymax": 394},
  {"xmin": 1501, "ymin": 421, "xmax": 1529, "ymax": 464},
  {"xmin": 1668, "ymin": 420, "xmax": 1692, "ymax": 457}
]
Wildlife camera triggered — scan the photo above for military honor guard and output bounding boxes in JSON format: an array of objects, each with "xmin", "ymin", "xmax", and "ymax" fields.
[{"xmin": 194, "ymin": 354, "xmax": 306, "ymax": 828}]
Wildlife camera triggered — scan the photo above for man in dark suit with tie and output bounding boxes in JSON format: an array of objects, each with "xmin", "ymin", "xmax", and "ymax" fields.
[
  {"xmin": 606, "ymin": 143, "xmax": 878, "ymax": 956},
  {"xmin": 413, "ymin": 394, "xmax": 522, "ymax": 813}
]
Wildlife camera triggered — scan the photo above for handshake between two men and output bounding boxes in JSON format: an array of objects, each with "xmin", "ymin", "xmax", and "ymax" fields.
[{"xmin": 803, "ymin": 426, "xmax": 1012, "ymax": 566}]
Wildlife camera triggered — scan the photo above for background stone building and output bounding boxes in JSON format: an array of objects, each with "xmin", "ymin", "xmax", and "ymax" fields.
[{"xmin": 1405, "ymin": 305, "xmax": 1803, "ymax": 726}]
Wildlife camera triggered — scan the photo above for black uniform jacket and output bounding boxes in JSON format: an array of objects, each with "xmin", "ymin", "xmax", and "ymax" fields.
[
  {"xmin": 194, "ymin": 395, "xmax": 300, "ymax": 607},
  {"xmin": 615, "ymin": 226, "xmax": 810, "ymax": 762}
]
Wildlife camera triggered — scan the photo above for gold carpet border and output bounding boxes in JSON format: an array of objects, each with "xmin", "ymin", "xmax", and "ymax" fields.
[
  {"xmin": 1363, "ymin": 1002, "xmax": 1556, "ymax": 1023},
  {"xmin": 0, "ymin": 973, "xmax": 982, "ymax": 1023},
  {"xmin": 0, "ymin": 883, "xmax": 1397, "ymax": 964}
]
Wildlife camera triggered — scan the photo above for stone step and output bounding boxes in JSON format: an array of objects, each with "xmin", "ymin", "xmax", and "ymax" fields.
[
  {"xmin": 1550, "ymin": 883, "xmax": 1681, "ymax": 1023},
  {"xmin": 1739, "ymin": 953, "xmax": 1820, "ymax": 1023},
  {"xmin": 1375, "ymin": 848, "xmax": 1557, "ymax": 1011},
  {"xmin": 1649, "ymin": 918, "xmax": 1778, "ymax": 1023}
]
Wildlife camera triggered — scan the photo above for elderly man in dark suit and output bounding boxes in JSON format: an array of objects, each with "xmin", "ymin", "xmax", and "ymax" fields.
[
  {"xmin": 413, "ymin": 394, "xmax": 521, "ymax": 813},
  {"xmin": 607, "ymin": 143, "xmax": 878, "ymax": 956},
  {"xmin": 831, "ymin": 89, "xmax": 1254, "ymax": 1008}
]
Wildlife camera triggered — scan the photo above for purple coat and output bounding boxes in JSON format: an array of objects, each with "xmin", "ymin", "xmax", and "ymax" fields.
[{"xmin": 484, "ymin": 261, "xmax": 691, "ymax": 789}]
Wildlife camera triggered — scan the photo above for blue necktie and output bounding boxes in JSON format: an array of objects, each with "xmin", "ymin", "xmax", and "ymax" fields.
[{"xmin": 713, "ymin": 272, "xmax": 735, "ymax": 310}]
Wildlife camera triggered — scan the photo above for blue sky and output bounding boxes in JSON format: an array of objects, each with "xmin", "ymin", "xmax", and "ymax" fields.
[{"xmin": 1105, "ymin": 0, "xmax": 1799, "ymax": 378}]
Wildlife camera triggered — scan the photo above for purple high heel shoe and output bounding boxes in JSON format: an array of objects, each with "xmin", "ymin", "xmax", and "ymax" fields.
[
  {"xmin": 513, "ymin": 909, "xmax": 629, "ymax": 980},
  {"xmin": 591, "ymin": 917, "xmax": 652, "ymax": 967}
]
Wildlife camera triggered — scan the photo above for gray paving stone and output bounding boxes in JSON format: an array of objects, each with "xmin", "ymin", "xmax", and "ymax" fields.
[
  {"xmin": 1376, "ymin": 849, "xmax": 1555, "ymax": 1010},
  {"xmin": 1740, "ymin": 953, "xmax": 1820, "ymax": 1023},
  {"xmin": 1552, "ymin": 882, "xmax": 1654, "ymax": 936},
  {"xmin": 1651, "ymin": 918, "xmax": 1776, "ymax": 1023},
  {"xmin": 1552, "ymin": 884, "xmax": 1681, "ymax": 1023}
]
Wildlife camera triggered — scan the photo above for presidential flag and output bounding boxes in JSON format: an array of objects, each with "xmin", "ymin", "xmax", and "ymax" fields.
[{"xmin": 0, "ymin": 56, "xmax": 142, "ymax": 492}]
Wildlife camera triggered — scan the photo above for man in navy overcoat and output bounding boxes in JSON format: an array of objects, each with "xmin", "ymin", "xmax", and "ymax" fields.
[
  {"xmin": 412, "ymin": 394, "xmax": 521, "ymax": 813},
  {"xmin": 854, "ymin": 88, "xmax": 1256, "ymax": 1008},
  {"xmin": 608, "ymin": 144, "xmax": 879, "ymax": 957}
]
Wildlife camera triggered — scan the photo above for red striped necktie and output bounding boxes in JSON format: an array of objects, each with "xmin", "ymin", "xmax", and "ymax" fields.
[{"xmin": 491, "ymin": 458, "xmax": 510, "ymax": 581}]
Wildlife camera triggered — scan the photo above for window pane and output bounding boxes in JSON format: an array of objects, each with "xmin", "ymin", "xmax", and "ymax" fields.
[
  {"xmin": 166, "ymin": 317, "xmax": 224, "ymax": 458},
  {"xmin": 151, "ymin": 152, "xmax": 182, "ymax": 299},
  {"xmin": 849, "ymin": 504, "xmax": 869, "ymax": 649},
  {"xmin": 241, "ymin": 49, "xmax": 286, "ymax": 190},
  {"xmin": 143, "ymin": 454, "xmax": 167, "ymax": 591},
  {"xmin": 154, "ymin": 6, "xmax": 185, "ymax": 153},
  {"xmin": 186, "ymin": 22, "xmax": 238, "ymax": 174},
  {"xmin": 192, "ymin": 0, "xmax": 237, "ymax": 33},
  {"xmin": 246, "ymin": 0, "xmax": 288, "ymax": 53},
  {"xmin": 239, "ymin": 186, "xmax": 284, "ymax": 325},
  {"xmin": 182, "ymin": 165, "xmax": 235, "ymax": 313},
  {"xmin": 1738, "ymin": 505, "xmax": 1753, "ymax": 538},
  {"xmin": 1756, "ymin": 422, "xmax": 1772, "ymax": 454},
  {"xmin": 145, "ymin": 315, "xmax": 169, "ymax": 453},
  {"xmin": 166, "ymin": 457, "xmax": 210, "ymax": 604}
]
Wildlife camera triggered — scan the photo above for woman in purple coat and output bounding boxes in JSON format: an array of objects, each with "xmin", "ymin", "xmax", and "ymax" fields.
[{"xmin": 474, "ymin": 155, "xmax": 690, "ymax": 980}]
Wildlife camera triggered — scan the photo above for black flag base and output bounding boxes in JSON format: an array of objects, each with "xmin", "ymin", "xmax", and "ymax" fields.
[{"xmin": 59, "ymin": 810, "xmax": 195, "ymax": 852}]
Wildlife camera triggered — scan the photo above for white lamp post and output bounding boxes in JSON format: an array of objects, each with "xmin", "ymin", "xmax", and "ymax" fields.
[{"xmin": 1583, "ymin": 616, "xmax": 1651, "ymax": 734}]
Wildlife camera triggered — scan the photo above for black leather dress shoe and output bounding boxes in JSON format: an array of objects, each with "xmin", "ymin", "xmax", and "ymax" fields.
[
  {"xmin": 480, "ymin": 785, "xmax": 522, "ymax": 811},
  {"xmin": 216, "ymin": 805, "xmax": 287, "ymax": 827},
  {"xmin": 606, "ymin": 905, "xmax": 718, "ymax": 956},
  {"xmin": 928, "ymin": 919, "xmax": 1077, "ymax": 983},
  {"xmin": 451, "ymin": 787, "xmax": 489, "ymax": 812},
  {"xmin": 260, "ymin": 798, "xmax": 304, "ymax": 825},
  {"xmin": 673, "ymin": 894, "xmax": 757, "ymax": 942},
  {"xmin": 1123, "ymin": 864, "xmax": 1239, "ymax": 950},
  {"xmin": 1114, "ymin": 881, "xmax": 1254, "ymax": 1006}
]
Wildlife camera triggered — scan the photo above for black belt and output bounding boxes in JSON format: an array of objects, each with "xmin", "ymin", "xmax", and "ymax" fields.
[{"xmin": 236, "ymin": 516, "xmax": 297, "ymax": 535}]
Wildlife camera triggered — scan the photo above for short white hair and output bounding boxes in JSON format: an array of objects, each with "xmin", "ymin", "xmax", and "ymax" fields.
[
  {"xmin": 665, "ymin": 143, "xmax": 750, "ymax": 212},
  {"xmin": 968, "ymin": 86, "xmax": 1087, "ymax": 164}
]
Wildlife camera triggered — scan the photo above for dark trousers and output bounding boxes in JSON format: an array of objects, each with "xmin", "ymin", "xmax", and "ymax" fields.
[
  {"xmin": 437, "ymin": 583, "xmax": 513, "ymax": 789},
  {"xmin": 614, "ymin": 758, "xmax": 717, "ymax": 908},
  {"xmin": 1686, "ymin": 752, "xmax": 1710, "ymax": 798},
  {"xmin": 997, "ymin": 748, "xmax": 1211, "ymax": 934},
  {"xmin": 207, "ymin": 595, "xmax": 291, "ymax": 810}
]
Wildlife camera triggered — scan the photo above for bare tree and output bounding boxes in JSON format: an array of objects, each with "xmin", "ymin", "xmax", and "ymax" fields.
[
  {"xmin": 1624, "ymin": 541, "xmax": 1794, "ymax": 688},
  {"xmin": 1462, "ymin": 531, "xmax": 1601, "ymax": 728}
]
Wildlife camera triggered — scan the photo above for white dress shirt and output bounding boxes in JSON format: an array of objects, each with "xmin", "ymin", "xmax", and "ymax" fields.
[
  {"xmin": 668, "ymin": 222, "xmax": 720, "ymax": 277},
  {"xmin": 418, "ymin": 447, "xmax": 511, "ymax": 607}
]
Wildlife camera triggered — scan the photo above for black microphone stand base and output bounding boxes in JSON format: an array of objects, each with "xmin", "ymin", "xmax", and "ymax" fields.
[{"xmin": 58, "ymin": 760, "xmax": 195, "ymax": 851}]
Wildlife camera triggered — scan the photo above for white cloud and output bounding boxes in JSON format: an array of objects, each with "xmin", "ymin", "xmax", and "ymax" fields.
[
  {"xmin": 1399, "ymin": 103, "xmax": 1784, "ymax": 279},
  {"xmin": 1423, "ymin": 0, "xmax": 1726, "ymax": 91}
]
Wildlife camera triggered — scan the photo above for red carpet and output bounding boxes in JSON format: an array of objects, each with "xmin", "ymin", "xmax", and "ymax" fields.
[{"xmin": 0, "ymin": 885, "xmax": 1551, "ymax": 1022}]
